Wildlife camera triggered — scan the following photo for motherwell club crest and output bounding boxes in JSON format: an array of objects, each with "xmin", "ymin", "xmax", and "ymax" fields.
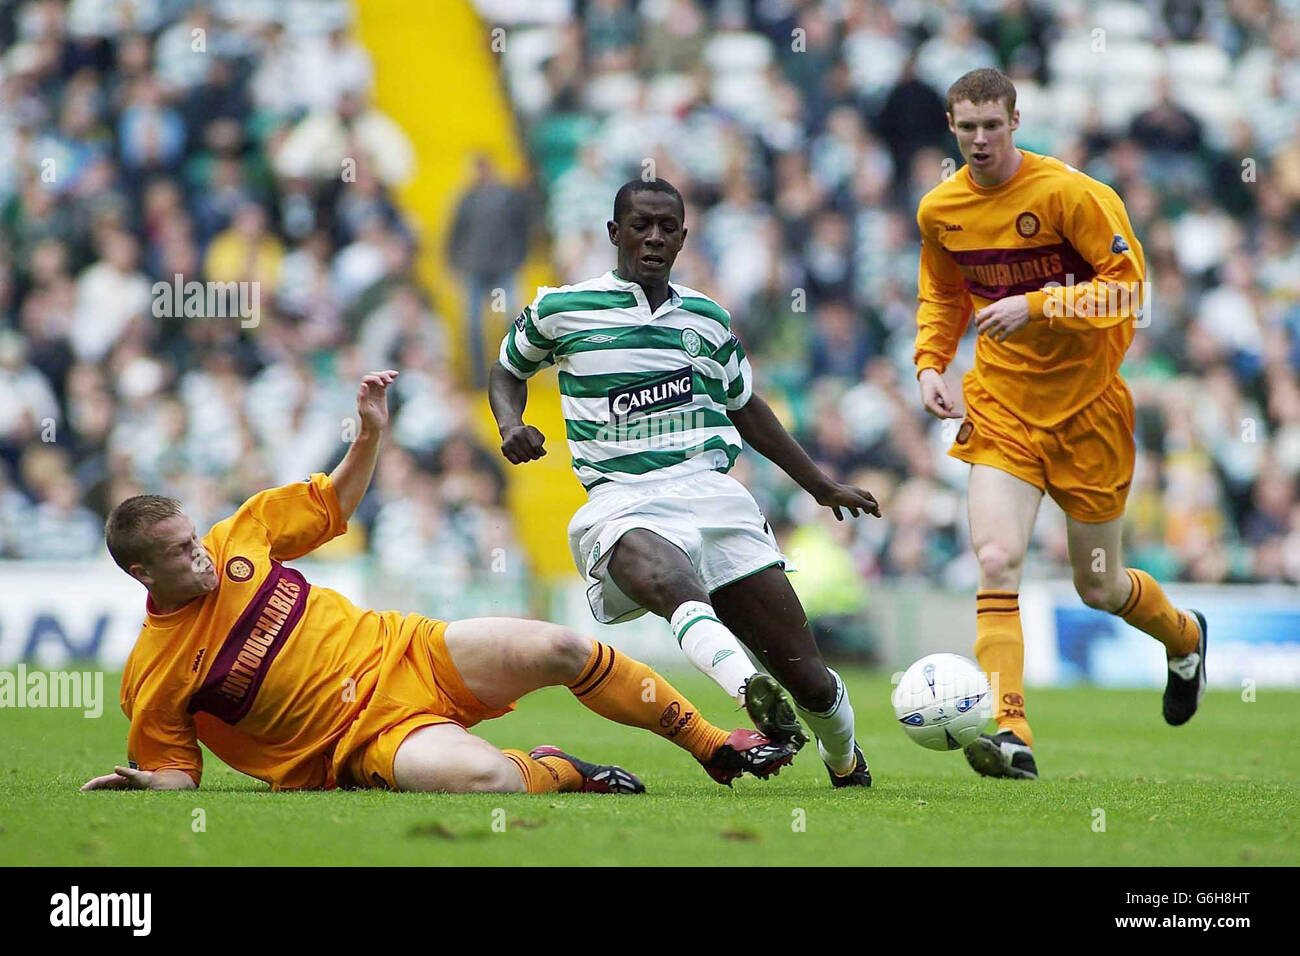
[{"xmin": 225, "ymin": 556, "xmax": 255, "ymax": 582}]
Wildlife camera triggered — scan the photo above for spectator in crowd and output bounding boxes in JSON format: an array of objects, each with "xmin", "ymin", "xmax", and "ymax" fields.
[
  {"xmin": 0, "ymin": 0, "xmax": 523, "ymax": 599},
  {"xmin": 446, "ymin": 155, "xmax": 532, "ymax": 386},
  {"xmin": 0, "ymin": 329, "xmax": 59, "ymax": 473},
  {"xmin": 5, "ymin": 0, "xmax": 1300, "ymax": 622},
  {"xmin": 72, "ymin": 229, "xmax": 152, "ymax": 363},
  {"xmin": 1128, "ymin": 74, "xmax": 1204, "ymax": 155},
  {"xmin": 482, "ymin": 0, "xmax": 1300, "ymax": 605}
]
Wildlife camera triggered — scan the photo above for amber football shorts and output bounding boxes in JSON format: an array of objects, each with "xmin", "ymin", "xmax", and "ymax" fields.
[
  {"xmin": 950, "ymin": 373, "xmax": 1136, "ymax": 523},
  {"xmin": 340, "ymin": 617, "xmax": 516, "ymax": 790}
]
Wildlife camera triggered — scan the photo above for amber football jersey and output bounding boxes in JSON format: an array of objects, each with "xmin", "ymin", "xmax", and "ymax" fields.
[
  {"xmin": 120, "ymin": 474, "xmax": 414, "ymax": 790},
  {"xmin": 914, "ymin": 149, "xmax": 1146, "ymax": 428}
]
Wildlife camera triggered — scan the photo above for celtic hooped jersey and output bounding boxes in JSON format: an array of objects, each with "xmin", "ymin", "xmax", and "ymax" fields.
[{"xmin": 498, "ymin": 270, "xmax": 753, "ymax": 491}]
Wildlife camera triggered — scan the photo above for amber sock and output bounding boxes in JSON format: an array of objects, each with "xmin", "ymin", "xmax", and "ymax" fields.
[
  {"xmin": 501, "ymin": 749, "xmax": 581, "ymax": 793},
  {"xmin": 974, "ymin": 590, "xmax": 1033, "ymax": 747},
  {"xmin": 569, "ymin": 641, "xmax": 730, "ymax": 762},
  {"xmin": 1116, "ymin": 568, "xmax": 1200, "ymax": 657}
]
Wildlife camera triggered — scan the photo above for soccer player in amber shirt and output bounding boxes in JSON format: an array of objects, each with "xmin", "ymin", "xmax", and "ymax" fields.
[
  {"xmin": 82, "ymin": 371, "xmax": 795, "ymax": 795},
  {"xmin": 914, "ymin": 69, "xmax": 1208, "ymax": 779}
]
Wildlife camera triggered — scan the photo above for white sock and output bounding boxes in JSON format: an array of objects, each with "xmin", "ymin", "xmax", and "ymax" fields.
[
  {"xmin": 797, "ymin": 668, "xmax": 857, "ymax": 775},
  {"xmin": 669, "ymin": 601, "xmax": 757, "ymax": 704}
]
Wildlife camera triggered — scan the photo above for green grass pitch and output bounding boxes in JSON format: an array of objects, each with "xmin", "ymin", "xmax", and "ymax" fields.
[{"xmin": 1, "ymin": 667, "xmax": 1296, "ymax": 866}]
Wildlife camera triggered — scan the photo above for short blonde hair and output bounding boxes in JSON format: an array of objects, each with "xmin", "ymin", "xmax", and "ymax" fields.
[{"xmin": 105, "ymin": 495, "xmax": 183, "ymax": 572}]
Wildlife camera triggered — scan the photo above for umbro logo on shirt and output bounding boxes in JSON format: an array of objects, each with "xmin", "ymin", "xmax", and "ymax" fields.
[{"xmin": 583, "ymin": 333, "xmax": 618, "ymax": 344}]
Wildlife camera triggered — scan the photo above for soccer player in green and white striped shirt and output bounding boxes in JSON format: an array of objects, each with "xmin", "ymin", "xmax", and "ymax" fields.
[{"xmin": 489, "ymin": 179, "xmax": 881, "ymax": 787}]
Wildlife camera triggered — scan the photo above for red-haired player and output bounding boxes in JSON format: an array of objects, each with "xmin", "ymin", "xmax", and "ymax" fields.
[{"xmin": 914, "ymin": 69, "xmax": 1208, "ymax": 779}]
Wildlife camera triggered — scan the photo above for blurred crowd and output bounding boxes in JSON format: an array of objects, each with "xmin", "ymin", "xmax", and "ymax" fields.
[
  {"xmin": 4, "ymin": 0, "xmax": 1299, "ymax": 632},
  {"xmin": 0, "ymin": 0, "xmax": 523, "ymax": 603},
  {"xmin": 484, "ymin": 0, "xmax": 1300, "ymax": 614}
]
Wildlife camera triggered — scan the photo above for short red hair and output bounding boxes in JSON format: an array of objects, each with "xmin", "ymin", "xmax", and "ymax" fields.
[{"xmin": 946, "ymin": 68, "xmax": 1017, "ymax": 118}]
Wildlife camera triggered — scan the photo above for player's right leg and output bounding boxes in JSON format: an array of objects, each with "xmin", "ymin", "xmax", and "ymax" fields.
[
  {"xmin": 443, "ymin": 617, "xmax": 796, "ymax": 787},
  {"xmin": 605, "ymin": 529, "xmax": 805, "ymax": 748},
  {"xmin": 963, "ymin": 463, "xmax": 1044, "ymax": 779}
]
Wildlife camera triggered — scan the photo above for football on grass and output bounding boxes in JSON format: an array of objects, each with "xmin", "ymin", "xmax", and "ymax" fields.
[{"xmin": 892, "ymin": 653, "xmax": 991, "ymax": 751}]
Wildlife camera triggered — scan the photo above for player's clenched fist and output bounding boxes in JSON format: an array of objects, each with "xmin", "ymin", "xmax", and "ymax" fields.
[
  {"xmin": 918, "ymin": 368, "xmax": 963, "ymax": 419},
  {"xmin": 499, "ymin": 423, "xmax": 547, "ymax": 464}
]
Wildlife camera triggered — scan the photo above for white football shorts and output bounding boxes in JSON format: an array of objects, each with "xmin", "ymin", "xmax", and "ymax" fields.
[{"xmin": 567, "ymin": 470, "xmax": 790, "ymax": 624}]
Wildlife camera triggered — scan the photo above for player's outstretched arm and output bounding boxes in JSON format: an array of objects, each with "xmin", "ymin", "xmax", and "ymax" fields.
[
  {"xmin": 489, "ymin": 361, "xmax": 547, "ymax": 464},
  {"xmin": 728, "ymin": 393, "xmax": 880, "ymax": 521},
  {"xmin": 80, "ymin": 766, "xmax": 197, "ymax": 791},
  {"xmin": 330, "ymin": 370, "xmax": 397, "ymax": 521}
]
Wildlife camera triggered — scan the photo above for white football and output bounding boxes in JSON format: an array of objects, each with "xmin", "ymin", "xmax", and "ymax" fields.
[{"xmin": 892, "ymin": 653, "xmax": 992, "ymax": 751}]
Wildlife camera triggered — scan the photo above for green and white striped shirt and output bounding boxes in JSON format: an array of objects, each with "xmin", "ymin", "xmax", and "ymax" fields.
[{"xmin": 498, "ymin": 270, "xmax": 752, "ymax": 491}]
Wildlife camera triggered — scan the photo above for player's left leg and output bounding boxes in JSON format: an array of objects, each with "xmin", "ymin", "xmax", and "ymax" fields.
[
  {"xmin": 711, "ymin": 567, "xmax": 869, "ymax": 786},
  {"xmin": 391, "ymin": 723, "xmax": 520, "ymax": 793},
  {"xmin": 1065, "ymin": 515, "xmax": 1207, "ymax": 725},
  {"xmin": 443, "ymin": 617, "xmax": 796, "ymax": 785},
  {"xmin": 391, "ymin": 722, "xmax": 643, "ymax": 794},
  {"xmin": 601, "ymin": 528, "xmax": 807, "ymax": 750},
  {"xmin": 1054, "ymin": 376, "xmax": 1205, "ymax": 725}
]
